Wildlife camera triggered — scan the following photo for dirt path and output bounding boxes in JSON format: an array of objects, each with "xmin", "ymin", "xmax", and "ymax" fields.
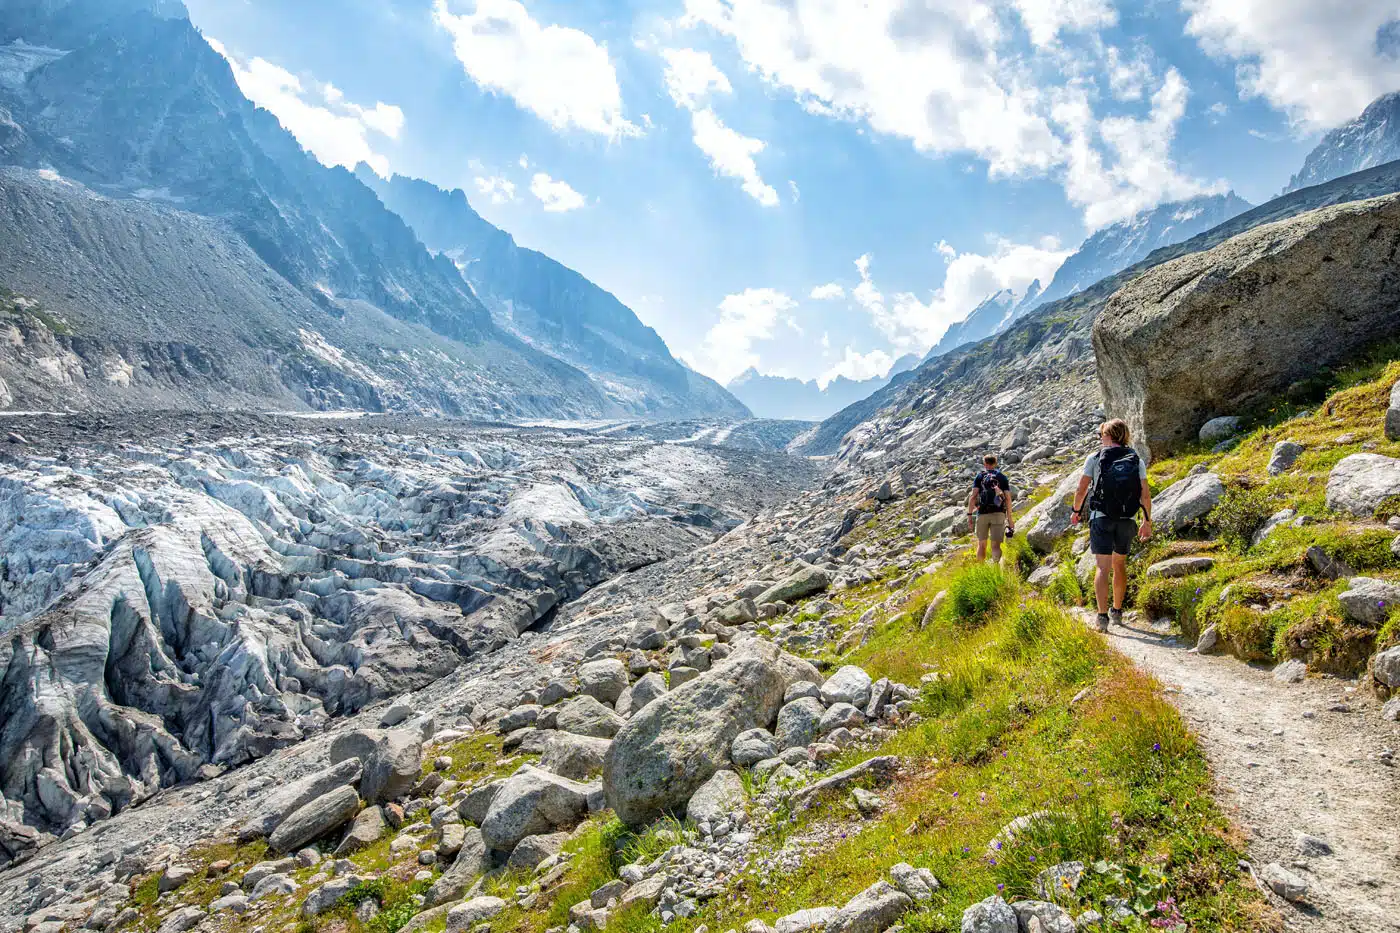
[{"xmin": 1098, "ymin": 614, "xmax": 1400, "ymax": 931}]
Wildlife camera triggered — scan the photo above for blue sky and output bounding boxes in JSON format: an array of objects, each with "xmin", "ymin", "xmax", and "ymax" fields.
[{"xmin": 185, "ymin": 0, "xmax": 1400, "ymax": 387}]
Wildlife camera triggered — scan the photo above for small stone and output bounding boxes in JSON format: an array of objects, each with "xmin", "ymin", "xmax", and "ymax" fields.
[
  {"xmin": 1272, "ymin": 659, "xmax": 1307, "ymax": 684},
  {"xmin": 1261, "ymin": 862, "xmax": 1309, "ymax": 902},
  {"xmin": 1295, "ymin": 834, "xmax": 1332, "ymax": 857}
]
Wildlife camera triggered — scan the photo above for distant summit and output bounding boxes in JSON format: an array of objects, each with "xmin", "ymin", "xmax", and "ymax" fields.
[
  {"xmin": 356, "ymin": 169, "xmax": 748, "ymax": 419},
  {"xmin": 727, "ymin": 354, "xmax": 918, "ymax": 421},
  {"xmin": 1285, "ymin": 91, "xmax": 1400, "ymax": 194},
  {"xmin": 1029, "ymin": 193, "xmax": 1254, "ymax": 311}
]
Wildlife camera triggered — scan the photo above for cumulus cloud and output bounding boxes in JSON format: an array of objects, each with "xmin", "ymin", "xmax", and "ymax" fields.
[
  {"xmin": 851, "ymin": 239, "xmax": 1070, "ymax": 354},
  {"xmin": 474, "ymin": 175, "xmax": 516, "ymax": 204},
  {"xmin": 697, "ymin": 288, "xmax": 796, "ymax": 383},
  {"xmin": 661, "ymin": 46, "xmax": 780, "ymax": 207},
  {"xmin": 810, "ymin": 283, "xmax": 845, "ymax": 300},
  {"xmin": 689, "ymin": 108, "xmax": 780, "ymax": 206},
  {"xmin": 208, "ymin": 38, "xmax": 403, "ymax": 176},
  {"xmin": 679, "ymin": 0, "xmax": 1220, "ymax": 227},
  {"xmin": 433, "ymin": 0, "xmax": 639, "ymax": 139},
  {"xmin": 530, "ymin": 173, "xmax": 587, "ymax": 212},
  {"xmin": 1056, "ymin": 68, "xmax": 1222, "ymax": 228},
  {"xmin": 1183, "ymin": 0, "xmax": 1400, "ymax": 129},
  {"xmin": 819, "ymin": 347, "xmax": 895, "ymax": 388},
  {"xmin": 660, "ymin": 47, "xmax": 732, "ymax": 108}
]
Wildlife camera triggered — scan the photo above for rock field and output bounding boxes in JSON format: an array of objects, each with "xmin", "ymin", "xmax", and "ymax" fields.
[{"xmin": 0, "ymin": 413, "xmax": 820, "ymax": 878}]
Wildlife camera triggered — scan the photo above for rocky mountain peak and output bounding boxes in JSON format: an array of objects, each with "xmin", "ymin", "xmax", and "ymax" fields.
[{"xmin": 1285, "ymin": 90, "xmax": 1400, "ymax": 194}]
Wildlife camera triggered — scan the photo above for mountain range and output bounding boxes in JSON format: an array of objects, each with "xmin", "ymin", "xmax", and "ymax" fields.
[
  {"xmin": 1286, "ymin": 92, "xmax": 1400, "ymax": 194},
  {"xmin": 0, "ymin": 0, "xmax": 746, "ymax": 419},
  {"xmin": 725, "ymin": 354, "xmax": 920, "ymax": 421}
]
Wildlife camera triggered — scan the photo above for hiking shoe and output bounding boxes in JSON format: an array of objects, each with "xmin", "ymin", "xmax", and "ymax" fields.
[
  {"xmin": 1095, "ymin": 613, "xmax": 1110, "ymax": 633},
  {"xmin": 1110, "ymin": 608, "xmax": 1124, "ymax": 628}
]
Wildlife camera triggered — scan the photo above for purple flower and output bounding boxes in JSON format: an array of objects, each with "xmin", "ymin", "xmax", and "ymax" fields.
[
  {"xmin": 962, "ymin": 846, "xmax": 970, "ymax": 854},
  {"xmin": 1028, "ymin": 855, "xmax": 1036, "ymax": 863},
  {"xmin": 997, "ymin": 883, "xmax": 1005, "ymax": 892},
  {"xmin": 1153, "ymin": 742, "xmax": 1162, "ymax": 752},
  {"xmin": 993, "ymin": 840, "xmax": 1002, "ymax": 850}
]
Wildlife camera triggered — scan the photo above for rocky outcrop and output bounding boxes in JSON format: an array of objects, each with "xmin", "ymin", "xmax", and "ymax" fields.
[
  {"xmin": 603, "ymin": 640, "xmax": 819, "ymax": 824},
  {"xmin": 1153, "ymin": 473, "xmax": 1224, "ymax": 532},
  {"xmin": 478, "ymin": 766, "xmax": 597, "ymax": 852},
  {"xmin": 1094, "ymin": 193, "xmax": 1400, "ymax": 458},
  {"xmin": 329, "ymin": 730, "xmax": 423, "ymax": 805}
]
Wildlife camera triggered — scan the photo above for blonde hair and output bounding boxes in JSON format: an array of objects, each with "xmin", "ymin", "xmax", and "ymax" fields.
[{"xmin": 1100, "ymin": 418, "xmax": 1131, "ymax": 446}]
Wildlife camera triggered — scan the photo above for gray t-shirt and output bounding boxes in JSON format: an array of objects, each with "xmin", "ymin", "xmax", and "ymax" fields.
[{"xmin": 1082, "ymin": 447, "xmax": 1148, "ymax": 521}]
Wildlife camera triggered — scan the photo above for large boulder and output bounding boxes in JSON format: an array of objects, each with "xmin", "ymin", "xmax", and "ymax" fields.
[
  {"xmin": 775, "ymin": 697, "xmax": 825, "ymax": 750},
  {"xmin": 757, "ymin": 564, "xmax": 830, "ymax": 605},
  {"xmin": 1338, "ymin": 577, "xmax": 1400, "ymax": 626},
  {"xmin": 240, "ymin": 758, "xmax": 362, "ymax": 840},
  {"xmin": 820, "ymin": 666, "xmax": 873, "ymax": 708},
  {"xmin": 616, "ymin": 672, "xmax": 667, "ymax": 718},
  {"xmin": 1095, "ymin": 192, "xmax": 1400, "ymax": 459},
  {"xmin": 555, "ymin": 695, "xmax": 626, "ymax": 739},
  {"xmin": 826, "ymin": 880, "xmax": 912, "ymax": 933},
  {"xmin": 961, "ymin": 896, "xmax": 1017, "ymax": 933},
  {"xmin": 685, "ymin": 768, "xmax": 746, "ymax": 824},
  {"xmin": 577, "ymin": 660, "xmax": 629, "ymax": 705},
  {"xmin": 538, "ymin": 733, "xmax": 612, "ymax": 781},
  {"xmin": 1153, "ymin": 473, "xmax": 1224, "ymax": 532},
  {"xmin": 267, "ymin": 786, "xmax": 360, "ymax": 853},
  {"xmin": 425, "ymin": 827, "xmax": 491, "ymax": 907},
  {"xmin": 1022, "ymin": 471, "xmax": 1082, "ymax": 554},
  {"xmin": 446, "ymin": 896, "xmax": 507, "ymax": 932},
  {"xmin": 1374, "ymin": 645, "xmax": 1400, "ymax": 687},
  {"xmin": 1326, "ymin": 454, "xmax": 1400, "ymax": 517},
  {"xmin": 1388, "ymin": 382, "xmax": 1400, "ymax": 442},
  {"xmin": 328, "ymin": 729, "xmax": 422, "ymax": 804},
  {"xmin": 603, "ymin": 639, "xmax": 820, "ymax": 824},
  {"xmin": 479, "ymin": 765, "xmax": 596, "ymax": 851}
]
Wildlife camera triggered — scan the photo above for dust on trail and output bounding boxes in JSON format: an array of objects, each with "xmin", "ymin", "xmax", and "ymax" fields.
[{"xmin": 1098, "ymin": 613, "xmax": 1400, "ymax": 932}]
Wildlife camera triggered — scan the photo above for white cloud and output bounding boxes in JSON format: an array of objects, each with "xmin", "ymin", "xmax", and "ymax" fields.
[
  {"xmin": 432, "ymin": 0, "xmax": 639, "ymax": 139},
  {"xmin": 1183, "ymin": 0, "xmax": 1400, "ymax": 129},
  {"xmin": 689, "ymin": 107, "xmax": 781, "ymax": 206},
  {"xmin": 788, "ymin": 180, "xmax": 801, "ymax": 202},
  {"xmin": 1054, "ymin": 68, "xmax": 1222, "ymax": 228},
  {"xmin": 530, "ymin": 173, "xmax": 587, "ymax": 212},
  {"xmin": 661, "ymin": 47, "xmax": 780, "ymax": 207},
  {"xmin": 660, "ymin": 47, "xmax": 732, "ymax": 108},
  {"xmin": 679, "ymin": 0, "xmax": 1220, "ymax": 226},
  {"xmin": 697, "ymin": 287, "xmax": 796, "ymax": 383},
  {"xmin": 208, "ymin": 38, "xmax": 403, "ymax": 176},
  {"xmin": 819, "ymin": 348, "xmax": 895, "ymax": 388},
  {"xmin": 851, "ymin": 240, "xmax": 1070, "ymax": 353},
  {"xmin": 810, "ymin": 283, "xmax": 845, "ymax": 300},
  {"xmin": 1011, "ymin": 0, "xmax": 1117, "ymax": 47},
  {"xmin": 474, "ymin": 175, "xmax": 516, "ymax": 204}
]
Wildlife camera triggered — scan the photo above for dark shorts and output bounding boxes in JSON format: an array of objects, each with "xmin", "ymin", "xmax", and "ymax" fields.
[{"xmin": 1089, "ymin": 517, "xmax": 1137, "ymax": 556}]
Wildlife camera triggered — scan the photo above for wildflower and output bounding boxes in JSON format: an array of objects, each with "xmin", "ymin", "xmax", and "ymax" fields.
[
  {"xmin": 997, "ymin": 883, "xmax": 1005, "ymax": 892},
  {"xmin": 1028, "ymin": 855, "xmax": 1036, "ymax": 863},
  {"xmin": 1153, "ymin": 742, "xmax": 1162, "ymax": 752}
]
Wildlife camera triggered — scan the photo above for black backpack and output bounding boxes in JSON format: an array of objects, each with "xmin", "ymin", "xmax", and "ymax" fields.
[
  {"xmin": 976, "ymin": 470, "xmax": 1007, "ymax": 513},
  {"xmin": 1090, "ymin": 446, "xmax": 1143, "ymax": 520}
]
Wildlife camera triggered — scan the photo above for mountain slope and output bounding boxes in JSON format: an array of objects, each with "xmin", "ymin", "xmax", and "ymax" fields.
[
  {"xmin": 1029, "ymin": 193, "xmax": 1253, "ymax": 310},
  {"xmin": 922, "ymin": 288, "xmax": 1023, "ymax": 363},
  {"xmin": 726, "ymin": 354, "xmax": 918, "ymax": 420},
  {"xmin": 356, "ymin": 170, "xmax": 748, "ymax": 418},
  {"xmin": 802, "ymin": 161, "xmax": 1400, "ymax": 458},
  {"xmin": 0, "ymin": 4, "xmax": 617, "ymax": 416},
  {"xmin": 1286, "ymin": 91, "xmax": 1400, "ymax": 194}
]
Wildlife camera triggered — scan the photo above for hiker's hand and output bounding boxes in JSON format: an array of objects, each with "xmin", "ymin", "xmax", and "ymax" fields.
[
  {"xmin": 1070, "ymin": 510, "xmax": 1081, "ymax": 526},
  {"xmin": 1139, "ymin": 519, "xmax": 1153, "ymax": 541}
]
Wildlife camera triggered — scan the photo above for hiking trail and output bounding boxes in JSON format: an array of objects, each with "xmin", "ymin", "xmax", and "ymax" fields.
[{"xmin": 1094, "ymin": 611, "xmax": 1400, "ymax": 931}]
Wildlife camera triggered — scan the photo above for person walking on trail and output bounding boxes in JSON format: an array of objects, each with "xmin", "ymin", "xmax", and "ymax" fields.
[
  {"xmin": 1071, "ymin": 419, "xmax": 1153, "ymax": 632},
  {"xmin": 967, "ymin": 453, "xmax": 1014, "ymax": 563}
]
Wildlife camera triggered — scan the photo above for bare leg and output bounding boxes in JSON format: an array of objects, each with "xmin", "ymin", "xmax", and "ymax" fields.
[
  {"xmin": 976, "ymin": 538, "xmax": 987, "ymax": 562},
  {"xmin": 991, "ymin": 541, "xmax": 1003, "ymax": 563},
  {"xmin": 1112, "ymin": 554, "xmax": 1129, "ymax": 610},
  {"xmin": 1094, "ymin": 555, "xmax": 1112, "ymax": 615}
]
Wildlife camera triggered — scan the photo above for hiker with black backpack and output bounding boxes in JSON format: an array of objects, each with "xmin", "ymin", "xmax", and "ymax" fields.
[
  {"xmin": 967, "ymin": 453, "xmax": 1014, "ymax": 563},
  {"xmin": 1070, "ymin": 418, "xmax": 1153, "ymax": 632}
]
